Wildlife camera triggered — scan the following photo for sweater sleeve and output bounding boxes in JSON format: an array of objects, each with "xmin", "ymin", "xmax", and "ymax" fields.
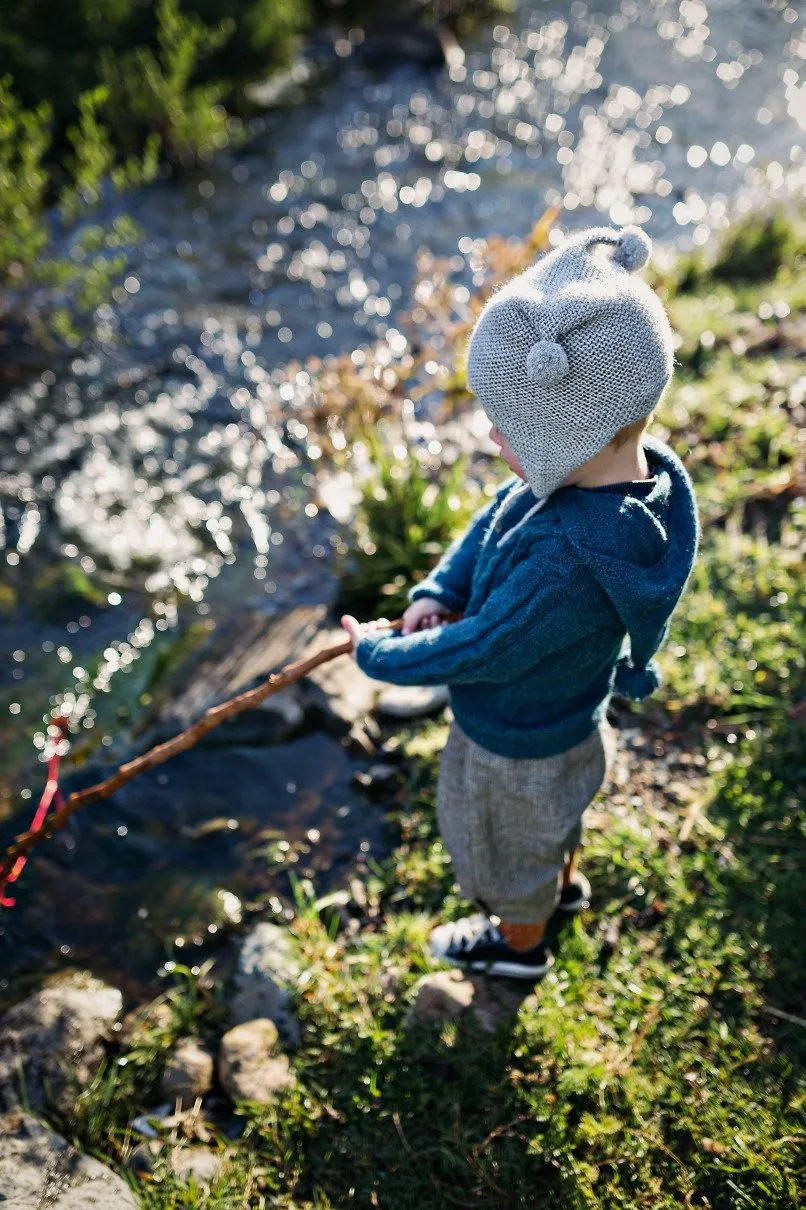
[
  {"xmin": 356, "ymin": 544, "xmax": 596, "ymax": 687},
  {"xmin": 408, "ymin": 483, "xmax": 512, "ymax": 612}
]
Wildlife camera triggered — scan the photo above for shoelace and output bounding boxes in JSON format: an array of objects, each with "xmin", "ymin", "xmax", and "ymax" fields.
[{"xmin": 451, "ymin": 917, "xmax": 501, "ymax": 953}]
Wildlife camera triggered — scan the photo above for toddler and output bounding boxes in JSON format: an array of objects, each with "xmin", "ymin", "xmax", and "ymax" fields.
[{"xmin": 342, "ymin": 224, "xmax": 698, "ymax": 978}]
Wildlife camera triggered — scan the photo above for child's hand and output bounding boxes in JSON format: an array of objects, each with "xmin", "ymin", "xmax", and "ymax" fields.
[
  {"xmin": 340, "ymin": 615, "xmax": 391, "ymax": 652},
  {"xmin": 401, "ymin": 597, "xmax": 450, "ymax": 636}
]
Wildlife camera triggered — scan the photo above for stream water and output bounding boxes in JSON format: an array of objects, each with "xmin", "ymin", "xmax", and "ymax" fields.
[{"xmin": 1, "ymin": 0, "xmax": 804, "ymax": 998}]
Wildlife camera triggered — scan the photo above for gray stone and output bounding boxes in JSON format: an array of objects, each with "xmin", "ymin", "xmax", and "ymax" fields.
[
  {"xmin": 230, "ymin": 922, "xmax": 300, "ymax": 1041},
  {"xmin": 0, "ymin": 972, "xmax": 122, "ymax": 1114},
  {"xmin": 153, "ymin": 605, "xmax": 329, "ymax": 731},
  {"xmin": 406, "ymin": 970, "xmax": 475, "ymax": 1028},
  {"xmin": 405, "ymin": 970, "xmax": 527, "ymax": 1033},
  {"xmin": 255, "ymin": 685, "xmax": 305, "ymax": 732},
  {"xmin": 303, "ymin": 631, "xmax": 385, "ymax": 729},
  {"xmin": 0, "ymin": 1109, "xmax": 138, "ymax": 1209},
  {"xmin": 464, "ymin": 975, "xmax": 531, "ymax": 1033},
  {"xmin": 375, "ymin": 684, "xmax": 450, "ymax": 720},
  {"xmin": 218, "ymin": 1019, "xmax": 295, "ymax": 1104},
  {"xmin": 169, "ymin": 1145, "xmax": 223, "ymax": 1186},
  {"xmin": 161, "ymin": 1038, "xmax": 214, "ymax": 1106}
]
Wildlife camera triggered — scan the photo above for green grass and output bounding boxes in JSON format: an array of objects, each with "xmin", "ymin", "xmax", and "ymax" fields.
[
  {"xmin": 59, "ymin": 712, "xmax": 806, "ymax": 1209},
  {"xmin": 340, "ymin": 432, "xmax": 481, "ymax": 620},
  {"xmin": 45, "ymin": 212, "xmax": 806, "ymax": 1206}
]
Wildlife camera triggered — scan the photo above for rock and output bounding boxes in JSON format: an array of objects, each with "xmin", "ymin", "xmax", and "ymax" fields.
[
  {"xmin": 161, "ymin": 1038, "xmax": 214, "ymax": 1106},
  {"xmin": 302, "ymin": 630, "xmax": 385, "ymax": 730},
  {"xmin": 463, "ymin": 975, "xmax": 530, "ymax": 1033},
  {"xmin": 230, "ymin": 922, "xmax": 300, "ymax": 1042},
  {"xmin": 401, "ymin": 968, "xmax": 527, "ymax": 1035},
  {"xmin": 406, "ymin": 970, "xmax": 475, "ymax": 1028},
  {"xmin": 405, "ymin": 969, "xmax": 528, "ymax": 1032},
  {"xmin": 255, "ymin": 685, "xmax": 305, "ymax": 731},
  {"xmin": 195, "ymin": 686, "xmax": 306, "ymax": 749},
  {"xmin": 0, "ymin": 972, "xmax": 122, "ymax": 1114},
  {"xmin": 154, "ymin": 605, "xmax": 329, "ymax": 731},
  {"xmin": 170, "ymin": 1144, "xmax": 223, "ymax": 1186},
  {"xmin": 0, "ymin": 1109, "xmax": 138, "ymax": 1209},
  {"xmin": 375, "ymin": 684, "xmax": 450, "ymax": 720},
  {"xmin": 218, "ymin": 1019, "xmax": 295, "ymax": 1104}
]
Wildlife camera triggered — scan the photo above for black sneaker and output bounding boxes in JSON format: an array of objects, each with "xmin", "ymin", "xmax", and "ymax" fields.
[
  {"xmin": 555, "ymin": 872, "xmax": 592, "ymax": 914},
  {"xmin": 429, "ymin": 914, "xmax": 554, "ymax": 980}
]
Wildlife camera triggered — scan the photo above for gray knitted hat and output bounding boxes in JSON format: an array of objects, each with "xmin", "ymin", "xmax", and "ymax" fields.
[{"xmin": 466, "ymin": 225, "xmax": 675, "ymax": 498}]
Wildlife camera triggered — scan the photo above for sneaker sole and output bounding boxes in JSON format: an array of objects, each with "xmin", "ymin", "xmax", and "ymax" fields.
[{"xmin": 440, "ymin": 953, "xmax": 555, "ymax": 980}]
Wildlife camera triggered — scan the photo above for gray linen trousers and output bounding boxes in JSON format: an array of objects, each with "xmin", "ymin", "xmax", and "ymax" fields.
[{"xmin": 436, "ymin": 722, "xmax": 612, "ymax": 923}]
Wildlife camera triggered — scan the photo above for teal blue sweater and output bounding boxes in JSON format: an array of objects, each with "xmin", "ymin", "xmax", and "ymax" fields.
[{"xmin": 356, "ymin": 437, "xmax": 698, "ymax": 758}]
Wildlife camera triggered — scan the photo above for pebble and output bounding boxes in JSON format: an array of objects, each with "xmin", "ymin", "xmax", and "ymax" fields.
[
  {"xmin": 217, "ymin": 1019, "xmax": 295, "ymax": 1104},
  {"xmin": 406, "ymin": 969, "xmax": 527, "ymax": 1032},
  {"xmin": 170, "ymin": 1144, "xmax": 224, "ymax": 1186},
  {"xmin": 118, "ymin": 999, "xmax": 173, "ymax": 1045},
  {"xmin": 161, "ymin": 1038, "xmax": 214, "ymax": 1106},
  {"xmin": 406, "ymin": 970, "xmax": 475, "ymax": 1027},
  {"xmin": 303, "ymin": 632, "xmax": 383, "ymax": 729}
]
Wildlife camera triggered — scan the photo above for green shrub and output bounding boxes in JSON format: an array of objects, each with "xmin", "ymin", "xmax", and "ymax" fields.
[
  {"xmin": 0, "ymin": 0, "xmax": 309, "ymax": 340},
  {"xmin": 98, "ymin": 0, "xmax": 234, "ymax": 161},
  {"xmin": 0, "ymin": 0, "xmax": 306, "ymax": 160},
  {"xmin": 676, "ymin": 211, "xmax": 806, "ymax": 291},
  {"xmin": 0, "ymin": 77, "xmax": 157, "ymax": 341},
  {"xmin": 340, "ymin": 435, "xmax": 479, "ymax": 620}
]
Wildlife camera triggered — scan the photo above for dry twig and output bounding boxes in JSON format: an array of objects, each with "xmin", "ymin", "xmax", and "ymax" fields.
[{"xmin": 0, "ymin": 619, "xmax": 417, "ymax": 892}]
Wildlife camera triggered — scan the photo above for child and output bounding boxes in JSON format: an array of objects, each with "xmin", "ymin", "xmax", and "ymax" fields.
[{"xmin": 341, "ymin": 224, "xmax": 698, "ymax": 979}]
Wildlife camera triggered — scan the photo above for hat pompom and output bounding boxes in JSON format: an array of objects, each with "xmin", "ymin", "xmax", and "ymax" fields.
[
  {"xmin": 526, "ymin": 339, "xmax": 569, "ymax": 385},
  {"xmin": 612, "ymin": 226, "xmax": 651, "ymax": 272}
]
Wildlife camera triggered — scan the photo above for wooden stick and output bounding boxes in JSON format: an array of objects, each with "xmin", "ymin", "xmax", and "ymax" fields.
[{"xmin": 0, "ymin": 618, "xmax": 412, "ymax": 888}]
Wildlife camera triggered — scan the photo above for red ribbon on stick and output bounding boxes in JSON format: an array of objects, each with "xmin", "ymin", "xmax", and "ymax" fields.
[{"xmin": 0, "ymin": 715, "xmax": 69, "ymax": 907}]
